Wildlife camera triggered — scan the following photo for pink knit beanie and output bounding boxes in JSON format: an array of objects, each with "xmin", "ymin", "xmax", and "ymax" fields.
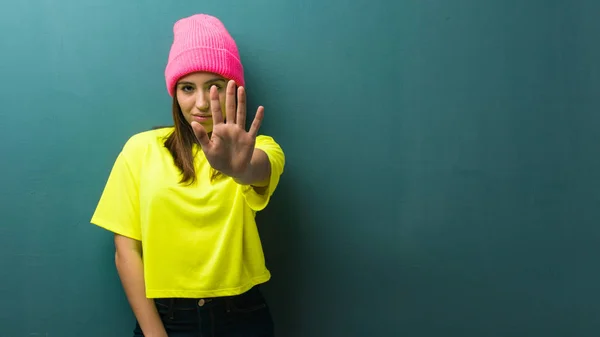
[{"xmin": 165, "ymin": 14, "xmax": 245, "ymax": 97}]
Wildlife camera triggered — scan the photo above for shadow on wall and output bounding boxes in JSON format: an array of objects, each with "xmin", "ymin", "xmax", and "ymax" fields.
[
  {"xmin": 256, "ymin": 172, "xmax": 305, "ymax": 335},
  {"xmin": 235, "ymin": 49, "xmax": 305, "ymax": 335}
]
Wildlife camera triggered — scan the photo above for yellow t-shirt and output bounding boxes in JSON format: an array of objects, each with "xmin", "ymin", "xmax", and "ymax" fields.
[{"xmin": 90, "ymin": 127, "xmax": 285, "ymax": 298}]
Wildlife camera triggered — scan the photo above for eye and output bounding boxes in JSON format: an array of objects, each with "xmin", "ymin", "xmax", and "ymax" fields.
[
  {"xmin": 177, "ymin": 84, "xmax": 195, "ymax": 94},
  {"xmin": 181, "ymin": 85, "xmax": 194, "ymax": 93},
  {"xmin": 206, "ymin": 82, "xmax": 226, "ymax": 91}
]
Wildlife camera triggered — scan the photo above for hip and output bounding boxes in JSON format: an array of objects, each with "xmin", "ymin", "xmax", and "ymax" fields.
[{"xmin": 133, "ymin": 285, "xmax": 274, "ymax": 337}]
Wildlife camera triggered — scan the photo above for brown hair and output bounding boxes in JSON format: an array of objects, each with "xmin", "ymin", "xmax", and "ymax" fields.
[{"xmin": 161, "ymin": 94, "xmax": 219, "ymax": 185}]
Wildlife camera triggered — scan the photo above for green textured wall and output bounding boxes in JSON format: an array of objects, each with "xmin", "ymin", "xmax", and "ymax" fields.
[{"xmin": 1, "ymin": 1, "xmax": 599, "ymax": 336}]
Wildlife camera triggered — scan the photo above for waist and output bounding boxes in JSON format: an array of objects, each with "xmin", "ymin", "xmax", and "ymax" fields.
[{"xmin": 154, "ymin": 284, "xmax": 264, "ymax": 311}]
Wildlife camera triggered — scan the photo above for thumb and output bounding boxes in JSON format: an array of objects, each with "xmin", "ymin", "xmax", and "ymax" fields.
[{"xmin": 191, "ymin": 122, "xmax": 210, "ymax": 148}]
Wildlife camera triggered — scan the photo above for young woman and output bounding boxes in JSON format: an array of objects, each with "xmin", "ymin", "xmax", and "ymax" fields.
[{"xmin": 91, "ymin": 13, "xmax": 285, "ymax": 337}]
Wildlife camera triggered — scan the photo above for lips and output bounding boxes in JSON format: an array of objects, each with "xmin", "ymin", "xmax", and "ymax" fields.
[{"xmin": 192, "ymin": 115, "xmax": 212, "ymax": 122}]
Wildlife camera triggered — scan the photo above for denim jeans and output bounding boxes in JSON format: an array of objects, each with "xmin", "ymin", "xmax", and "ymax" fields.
[{"xmin": 133, "ymin": 285, "xmax": 275, "ymax": 337}]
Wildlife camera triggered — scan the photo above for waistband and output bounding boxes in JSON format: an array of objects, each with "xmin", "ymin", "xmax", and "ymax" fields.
[{"xmin": 154, "ymin": 285, "xmax": 262, "ymax": 310}]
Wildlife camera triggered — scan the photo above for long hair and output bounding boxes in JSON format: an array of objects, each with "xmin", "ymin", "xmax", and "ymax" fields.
[
  {"xmin": 163, "ymin": 94, "xmax": 198, "ymax": 184},
  {"xmin": 160, "ymin": 94, "xmax": 220, "ymax": 185}
]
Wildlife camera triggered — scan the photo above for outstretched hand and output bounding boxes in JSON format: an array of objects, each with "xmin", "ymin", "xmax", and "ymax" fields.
[{"xmin": 191, "ymin": 80, "xmax": 264, "ymax": 180}]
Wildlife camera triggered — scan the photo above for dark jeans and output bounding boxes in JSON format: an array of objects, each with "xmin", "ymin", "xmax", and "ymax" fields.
[{"xmin": 133, "ymin": 285, "xmax": 274, "ymax": 337}]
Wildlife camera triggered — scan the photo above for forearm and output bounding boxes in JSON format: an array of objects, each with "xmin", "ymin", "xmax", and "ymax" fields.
[
  {"xmin": 234, "ymin": 149, "xmax": 271, "ymax": 186},
  {"xmin": 115, "ymin": 242, "xmax": 166, "ymax": 337}
]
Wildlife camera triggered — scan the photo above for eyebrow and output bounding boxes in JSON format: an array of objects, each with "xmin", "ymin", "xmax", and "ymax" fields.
[{"xmin": 177, "ymin": 78, "xmax": 226, "ymax": 86}]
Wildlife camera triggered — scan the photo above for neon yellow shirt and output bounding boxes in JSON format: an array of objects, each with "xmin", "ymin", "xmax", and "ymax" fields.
[{"xmin": 90, "ymin": 127, "xmax": 285, "ymax": 298}]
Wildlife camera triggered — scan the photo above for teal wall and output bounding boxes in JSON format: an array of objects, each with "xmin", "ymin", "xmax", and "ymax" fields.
[{"xmin": 1, "ymin": 0, "xmax": 599, "ymax": 336}]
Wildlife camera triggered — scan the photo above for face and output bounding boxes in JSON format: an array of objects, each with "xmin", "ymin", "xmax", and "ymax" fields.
[{"xmin": 175, "ymin": 72, "xmax": 228, "ymax": 133}]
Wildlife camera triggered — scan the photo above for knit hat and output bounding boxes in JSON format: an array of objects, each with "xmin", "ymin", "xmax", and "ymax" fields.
[{"xmin": 165, "ymin": 14, "xmax": 245, "ymax": 97}]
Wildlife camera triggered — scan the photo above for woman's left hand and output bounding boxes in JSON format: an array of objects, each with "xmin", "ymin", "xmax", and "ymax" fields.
[{"xmin": 191, "ymin": 80, "xmax": 264, "ymax": 180}]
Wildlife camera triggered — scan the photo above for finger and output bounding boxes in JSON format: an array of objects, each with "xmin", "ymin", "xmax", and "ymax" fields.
[
  {"xmin": 225, "ymin": 80, "xmax": 236, "ymax": 124},
  {"xmin": 236, "ymin": 86, "xmax": 246, "ymax": 129},
  {"xmin": 210, "ymin": 85, "xmax": 224, "ymax": 125},
  {"xmin": 191, "ymin": 121, "xmax": 211, "ymax": 149},
  {"xmin": 248, "ymin": 106, "xmax": 264, "ymax": 138}
]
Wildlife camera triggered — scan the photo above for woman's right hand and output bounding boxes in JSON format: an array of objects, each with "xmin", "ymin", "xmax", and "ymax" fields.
[{"xmin": 114, "ymin": 234, "xmax": 167, "ymax": 337}]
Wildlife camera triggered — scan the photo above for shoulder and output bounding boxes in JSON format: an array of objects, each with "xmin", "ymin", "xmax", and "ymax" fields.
[
  {"xmin": 255, "ymin": 135, "xmax": 284, "ymax": 156},
  {"xmin": 255, "ymin": 134, "xmax": 285, "ymax": 168},
  {"xmin": 121, "ymin": 127, "xmax": 173, "ymax": 157},
  {"xmin": 255, "ymin": 134, "xmax": 282, "ymax": 149}
]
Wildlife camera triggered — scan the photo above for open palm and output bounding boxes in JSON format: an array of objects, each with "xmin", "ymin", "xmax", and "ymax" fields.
[{"xmin": 191, "ymin": 80, "xmax": 264, "ymax": 179}]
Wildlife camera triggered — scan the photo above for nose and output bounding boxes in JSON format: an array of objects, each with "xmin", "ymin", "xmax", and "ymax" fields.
[{"xmin": 195, "ymin": 89, "xmax": 210, "ymax": 111}]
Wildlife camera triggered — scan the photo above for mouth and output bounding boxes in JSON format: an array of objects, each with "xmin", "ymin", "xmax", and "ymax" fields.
[{"xmin": 192, "ymin": 115, "xmax": 212, "ymax": 122}]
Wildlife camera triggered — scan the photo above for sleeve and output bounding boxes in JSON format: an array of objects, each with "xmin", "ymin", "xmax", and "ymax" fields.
[
  {"xmin": 90, "ymin": 139, "xmax": 143, "ymax": 241},
  {"xmin": 241, "ymin": 135, "xmax": 286, "ymax": 211}
]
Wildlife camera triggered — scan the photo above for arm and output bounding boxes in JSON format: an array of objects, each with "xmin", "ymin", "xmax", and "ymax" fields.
[
  {"xmin": 114, "ymin": 234, "xmax": 167, "ymax": 337},
  {"xmin": 233, "ymin": 149, "xmax": 271, "ymax": 188}
]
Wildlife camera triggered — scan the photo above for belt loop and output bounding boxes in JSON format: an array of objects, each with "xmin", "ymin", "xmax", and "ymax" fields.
[
  {"xmin": 168, "ymin": 298, "xmax": 175, "ymax": 319},
  {"xmin": 225, "ymin": 297, "xmax": 232, "ymax": 313}
]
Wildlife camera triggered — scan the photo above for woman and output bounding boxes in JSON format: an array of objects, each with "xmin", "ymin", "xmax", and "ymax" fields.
[{"xmin": 91, "ymin": 13, "xmax": 285, "ymax": 337}]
